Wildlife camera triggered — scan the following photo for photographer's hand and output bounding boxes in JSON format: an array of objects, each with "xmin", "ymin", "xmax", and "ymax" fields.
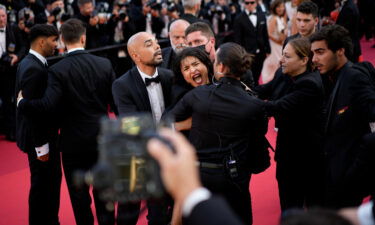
[
  {"xmin": 9, "ymin": 54, "xmax": 18, "ymax": 66},
  {"xmin": 89, "ymin": 16, "xmax": 99, "ymax": 26},
  {"xmin": 147, "ymin": 128, "xmax": 201, "ymax": 203}
]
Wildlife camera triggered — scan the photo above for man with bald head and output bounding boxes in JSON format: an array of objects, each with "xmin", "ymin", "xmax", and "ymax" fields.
[
  {"xmin": 112, "ymin": 31, "xmax": 173, "ymax": 225},
  {"xmin": 161, "ymin": 19, "xmax": 190, "ymax": 69}
]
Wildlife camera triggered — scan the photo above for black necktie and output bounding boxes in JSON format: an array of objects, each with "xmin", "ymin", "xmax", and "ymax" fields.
[{"xmin": 145, "ymin": 76, "xmax": 160, "ymax": 86}]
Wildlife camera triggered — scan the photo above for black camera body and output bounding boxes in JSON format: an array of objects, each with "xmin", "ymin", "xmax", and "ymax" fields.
[{"xmin": 76, "ymin": 115, "xmax": 169, "ymax": 203}]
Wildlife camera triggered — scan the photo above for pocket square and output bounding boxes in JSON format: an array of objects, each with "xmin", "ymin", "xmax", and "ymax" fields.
[{"xmin": 337, "ymin": 106, "xmax": 349, "ymax": 115}]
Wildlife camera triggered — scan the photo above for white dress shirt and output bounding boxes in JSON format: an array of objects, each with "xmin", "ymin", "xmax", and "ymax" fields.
[
  {"xmin": 137, "ymin": 67, "xmax": 165, "ymax": 123},
  {"xmin": 358, "ymin": 201, "xmax": 375, "ymax": 225},
  {"xmin": 0, "ymin": 27, "xmax": 6, "ymax": 57},
  {"xmin": 67, "ymin": 47, "xmax": 85, "ymax": 53},
  {"xmin": 29, "ymin": 49, "xmax": 48, "ymax": 66},
  {"xmin": 182, "ymin": 187, "xmax": 211, "ymax": 216},
  {"xmin": 246, "ymin": 9, "xmax": 257, "ymax": 27}
]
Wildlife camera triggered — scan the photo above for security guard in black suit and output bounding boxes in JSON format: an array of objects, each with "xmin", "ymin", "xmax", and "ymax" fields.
[{"xmin": 170, "ymin": 43, "xmax": 268, "ymax": 225}]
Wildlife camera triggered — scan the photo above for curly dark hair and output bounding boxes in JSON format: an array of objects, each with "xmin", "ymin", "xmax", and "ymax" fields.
[
  {"xmin": 172, "ymin": 47, "xmax": 213, "ymax": 88},
  {"xmin": 309, "ymin": 24, "xmax": 353, "ymax": 60}
]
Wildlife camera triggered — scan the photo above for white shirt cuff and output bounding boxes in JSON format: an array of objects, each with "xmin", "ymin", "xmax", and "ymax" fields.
[
  {"xmin": 182, "ymin": 187, "xmax": 211, "ymax": 217},
  {"xmin": 17, "ymin": 97, "xmax": 23, "ymax": 107},
  {"xmin": 358, "ymin": 201, "xmax": 374, "ymax": 225},
  {"xmin": 35, "ymin": 143, "xmax": 49, "ymax": 157}
]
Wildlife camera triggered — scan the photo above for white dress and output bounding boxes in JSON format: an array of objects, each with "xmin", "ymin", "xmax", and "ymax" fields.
[{"xmin": 261, "ymin": 16, "xmax": 286, "ymax": 84}]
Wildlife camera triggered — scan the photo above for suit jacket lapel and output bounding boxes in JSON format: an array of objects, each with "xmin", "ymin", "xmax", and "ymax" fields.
[
  {"xmin": 130, "ymin": 67, "xmax": 152, "ymax": 111},
  {"xmin": 325, "ymin": 67, "xmax": 346, "ymax": 133},
  {"xmin": 158, "ymin": 69, "xmax": 171, "ymax": 108}
]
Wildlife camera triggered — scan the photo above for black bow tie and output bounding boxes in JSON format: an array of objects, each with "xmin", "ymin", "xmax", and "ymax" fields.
[
  {"xmin": 0, "ymin": 29, "xmax": 4, "ymax": 32},
  {"xmin": 145, "ymin": 76, "xmax": 160, "ymax": 86},
  {"xmin": 249, "ymin": 11, "xmax": 257, "ymax": 16}
]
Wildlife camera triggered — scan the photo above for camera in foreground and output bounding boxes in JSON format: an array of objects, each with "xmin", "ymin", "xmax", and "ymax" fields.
[{"xmin": 75, "ymin": 114, "xmax": 170, "ymax": 203}]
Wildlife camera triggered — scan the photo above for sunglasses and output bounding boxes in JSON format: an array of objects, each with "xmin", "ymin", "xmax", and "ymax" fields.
[{"xmin": 244, "ymin": 1, "xmax": 256, "ymax": 5}]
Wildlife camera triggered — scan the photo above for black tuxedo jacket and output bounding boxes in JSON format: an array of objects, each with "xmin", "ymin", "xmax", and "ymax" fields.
[
  {"xmin": 15, "ymin": 54, "xmax": 58, "ymax": 152},
  {"xmin": 18, "ymin": 50, "xmax": 116, "ymax": 153},
  {"xmin": 183, "ymin": 196, "xmax": 244, "ymax": 225},
  {"xmin": 161, "ymin": 47, "xmax": 176, "ymax": 70},
  {"xmin": 324, "ymin": 62, "xmax": 375, "ymax": 185},
  {"xmin": 255, "ymin": 69, "xmax": 325, "ymax": 161},
  {"xmin": 233, "ymin": 10, "xmax": 271, "ymax": 55},
  {"xmin": 4, "ymin": 24, "xmax": 26, "ymax": 59},
  {"xmin": 112, "ymin": 66, "xmax": 173, "ymax": 115}
]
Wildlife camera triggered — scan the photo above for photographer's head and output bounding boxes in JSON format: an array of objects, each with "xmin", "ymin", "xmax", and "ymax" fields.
[
  {"xmin": 29, "ymin": 24, "xmax": 59, "ymax": 57},
  {"xmin": 185, "ymin": 22, "xmax": 216, "ymax": 62},
  {"xmin": 60, "ymin": 18, "xmax": 86, "ymax": 48},
  {"xmin": 169, "ymin": 19, "xmax": 190, "ymax": 54},
  {"xmin": 127, "ymin": 32, "xmax": 163, "ymax": 72},
  {"xmin": 214, "ymin": 42, "xmax": 252, "ymax": 80},
  {"xmin": 182, "ymin": 0, "xmax": 201, "ymax": 15},
  {"xmin": 48, "ymin": 0, "xmax": 64, "ymax": 13},
  {"xmin": 310, "ymin": 25, "xmax": 352, "ymax": 75},
  {"xmin": 296, "ymin": 1, "xmax": 319, "ymax": 37},
  {"xmin": 78, "ymin": 0, "xmax": 94, "ymax": 17},
  {"xmin": 0, "ymin": 4, "xmax": 7, "ymax": 29}
]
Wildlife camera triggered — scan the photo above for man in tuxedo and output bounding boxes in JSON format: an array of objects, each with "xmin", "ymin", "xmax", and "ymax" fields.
[
  {"xmin": 0, "ymin": 4, "xmax": 26, "ymax": 140},
  {"xmin": 233, "ymin": 0, "xmax": 270, "ymax": 86},
  {"xmin": 185, "ymin": 22, "xmax": 254, "ymax": 88},
  {"xmin": 15, "ymin": 24, "xmax": 61, "ymax": 225},
  {"xmin": 283, "ymin": 1, "xmax": 319, "ymax": 49},
  {"xmin": 161, "ymin": 19, "xmax": 190, "ymax": 70},
  {"xmin": 112, "ymin": 32, "xmax": 173, "ymax": 225},
  {"xmin": 17, "ymin": 19, "xmax": 116, "ymax": 225},
  {"xmin": 147, "ymin": 128, "xmax": 244, "ymax": 225},
  {"xmin": 310, "ymin": 25, "xmax": 375, "ymax": 209}
]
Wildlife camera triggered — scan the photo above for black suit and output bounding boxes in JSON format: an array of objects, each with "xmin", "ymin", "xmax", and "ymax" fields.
[
  {"xmin": 233, "ymin": 10, "xmax": 271, "ymax": 85},
  {"xmin": 183, "ymin": 196, "xmax": 244, "ymax": 225},
  {"xmin": 323, "ymin": 62, "xmax": 375, "ymax": 208},
  {"xmin": 255, "ymin": 69, "xmax": 325, "ymax": 211},
  {"xmin": 112, "ymin": 66, "xmax": 173, "ymax": 225},
  {"xmin": 15, "ymin": 53, "xmax": 61, "ymax": 225},
  {"xmin": 18, "ymin": 50, "xmax": 116, "ymax": 225},
  {"xmin": 0, "ymin": 24, "xmax": 26, "ymax": 139},
  {"xmin": 336, "ymin": 0, "xmax": 361, "ymax": 62},
  {"xmin": 170, "ymin": 77, "xmax": 268, "ymax": 224},
  {"xmin": 160, "ymin": 47, "xmax": 176, "ymax": 70}
]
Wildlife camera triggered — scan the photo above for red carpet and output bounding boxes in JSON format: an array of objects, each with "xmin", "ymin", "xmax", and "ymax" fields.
[{"xmin": 0, "ymin": 38, "xmax": 373, "ymax": 225}]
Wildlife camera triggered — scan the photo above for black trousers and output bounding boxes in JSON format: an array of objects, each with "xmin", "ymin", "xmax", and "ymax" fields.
[
  {"xmin": 276, "ymin": 157, "xmax": 325, "ymax": 211},
  {"xmin": 250, "ymin": 52, "xmax": 267, "ymax": 86},
  {"xmin": 116, "ymin": 198, "xmax": 172, "ymax": 225},
  {"xmin": 62, "ymin": 150, "xmax": 115, "ymax": 225},
  {"xmin": 27, "ymin": 142, "xmax": 62, "ymax": 225},
  {"xmin": 200, "ymin": 167, "xmax": 252, "ymax": 225}
]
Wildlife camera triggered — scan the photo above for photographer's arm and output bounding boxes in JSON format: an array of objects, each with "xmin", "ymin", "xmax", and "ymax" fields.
[{"xmin": 148, "ymin": 129, "xmax": 244, "ymax": 225}]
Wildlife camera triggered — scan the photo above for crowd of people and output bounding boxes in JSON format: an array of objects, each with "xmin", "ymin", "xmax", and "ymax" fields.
[{"xmin": 1, "ymin": 0, "xmax": 375, "ymax": 224}]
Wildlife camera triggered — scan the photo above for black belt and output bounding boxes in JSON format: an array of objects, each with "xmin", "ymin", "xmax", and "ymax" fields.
[{"xmin": 197, "ymin": 161, "xmax": 224, "ymax": 169}]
